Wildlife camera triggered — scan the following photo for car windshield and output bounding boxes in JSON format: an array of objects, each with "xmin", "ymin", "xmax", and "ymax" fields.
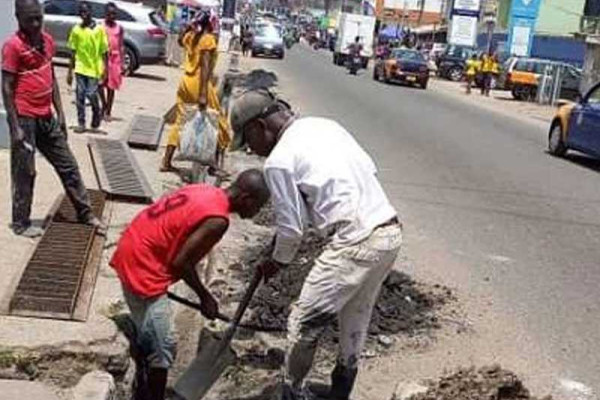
[
  {"xmin": 392, "ymin": 49, "xmax": 424, "ymax": 62},
  {"xmin": 256, "ymin": 25, "xmax": 281, "ymax": 38}
]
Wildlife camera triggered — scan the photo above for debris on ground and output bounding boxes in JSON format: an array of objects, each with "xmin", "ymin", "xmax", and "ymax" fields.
[
  {"xmin": 403, "ymin": 366, "xmax": 551, "ymax": 400},
  {"xmin": 252, "ymin": 201, "xmax": 276, "ymax": 227},
  {"xmin": 235, "ymin": 233, "xmax": 455, "ymax": 347}
]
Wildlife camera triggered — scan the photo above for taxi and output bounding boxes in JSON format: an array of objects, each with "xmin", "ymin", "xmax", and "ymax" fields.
[
  {"xmin": 373, "ymin": 48, "xmax": 430, "ymax": 89},
  {"xmin": 548, "ymin": 82, "xmax": 600, "ymax": 158}
]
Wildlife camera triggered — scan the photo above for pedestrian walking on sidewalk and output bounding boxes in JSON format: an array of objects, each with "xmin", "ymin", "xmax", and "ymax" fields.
[
  {"xmin": 230, "ymin": 89, "xmax": 403, "ymax": 400},
  {"xmin": 109, "ymin": 169, "xmax": 269, "ymax": 400},
  {"xmin": 99, "ymin": 2, "xmax": 124, "ymax": 122},
  {"xmin": 1, "ymin": 0, "xmax": 106, "ymax": 238},
  {"xmin": 67, "ymin": 1, "xmax": 108, "ymax": 133},
  {"xmin": 464, "ymin": 54, "xmax": 480, "ymax": 95},
  {"xmin": 161, "ymin": 11, "xmax": 231, "ymax": 173}
]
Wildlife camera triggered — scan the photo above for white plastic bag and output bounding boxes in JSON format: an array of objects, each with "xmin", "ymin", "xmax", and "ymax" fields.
[{"xmin": 175, "ymin": 109, "xmax": 218, "ymax": 165}]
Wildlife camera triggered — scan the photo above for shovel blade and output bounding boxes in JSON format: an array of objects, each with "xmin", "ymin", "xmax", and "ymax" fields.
[{"xmin": 174, "ymin": 329, "xmax": 237, "ymax": 400}]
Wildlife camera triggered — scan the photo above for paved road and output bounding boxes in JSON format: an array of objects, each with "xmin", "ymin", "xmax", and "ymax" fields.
[{"xmin": 249, "ymin": 45, "xmax": 600, "ymax": 395}]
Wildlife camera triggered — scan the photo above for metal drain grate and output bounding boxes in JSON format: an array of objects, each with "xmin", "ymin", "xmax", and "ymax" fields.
[
  {"xmin": 127, "ymin": 114, "xmax": 164, "ymax": 150},
  {"xmin": 89, "ymin": 138, "xmax": 153, "ymax": 203},
  {"xmin": 52, "ymin": 189, "xmax": 106, "ymax": 223},
  {"xmin": 10, "ymin": 223, "xmax": 95, "ymax": 318}
]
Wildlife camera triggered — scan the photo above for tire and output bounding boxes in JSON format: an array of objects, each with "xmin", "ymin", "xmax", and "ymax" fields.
[
  {"xmin": 251, "ymin": 51, "xmax": 257, "ymax": 58},
  {"xmin": 333, "ymin": 53, "xmax": 338, "ymax": 65},
  {"xmin": 123, "ymin": 45, "xmax": 138, "ymax": 76},
  {"xmin": 448, "ymin": 66, "xmax": 463, "ymax": 82},
  {"xmin": 548, "ymin": 121, "xmax": 567, "ymax": 157},
  {"xmin": 362, "ymin": 58, "xmax": 369, "ymax": 69},
  {"xmin": 512, "ymin": 86, "xmax": 525, "ymax": 100},
  {"xmin": 278, "ymin": 53, "xmax": 285, "ymax": 60},
  {"xmin": 420, "ymin": 79, "xmax": 428, "ymax": 90},
  {"xmin": 373, "ymin": 66, "xmax": 379, "ymax": 81}
]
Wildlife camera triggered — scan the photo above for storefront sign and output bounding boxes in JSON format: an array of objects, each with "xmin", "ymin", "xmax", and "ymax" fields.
[
  {"xmin": 507, "ymin": 0, "xmax": 542, "ymax": 56},
  {"xmin": 453, "ymin": 0, "xmax": 481, "ymax": 13},
  {"xmin": 449, "ymin": 14, "xmax": 478, "ymax": 46}
]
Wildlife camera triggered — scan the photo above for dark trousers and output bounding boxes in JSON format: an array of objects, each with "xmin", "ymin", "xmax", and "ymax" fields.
[
  {"xmin": 11, "ymin": 116, "xmax": 92, "ymax": 231},
  {"xmin": 75, "ymin": 73, "xmax": 101, "ymax": 128}
]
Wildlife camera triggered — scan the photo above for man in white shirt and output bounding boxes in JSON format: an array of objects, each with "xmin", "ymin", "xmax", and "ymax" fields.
[{"xmin": 231, "ymin": 88, "xmax": 403, "ymax": 400}]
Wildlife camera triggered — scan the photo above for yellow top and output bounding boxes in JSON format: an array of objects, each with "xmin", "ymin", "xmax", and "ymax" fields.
[
  {"xmin": 491, "ymin": 61, "xmax": 500, "ymax": 74},
  {"xmin": 465, "ymin": 59, "xmax": 481, "ymax": 76},
  {"xmin": 481, "ymin": 55, "xmax": 494, "ymax": 73},
  {"xmin": 182, "ymin": 32, "xmax": 217, "ymax": 77}
]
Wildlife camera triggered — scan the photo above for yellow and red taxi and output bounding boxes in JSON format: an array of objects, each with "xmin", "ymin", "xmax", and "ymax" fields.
[
  {"xmin": 548, "ymin": 82, "xmax": 600, "ymax": 158},
  {"xmin": 373, "ymin": 48, "xmax": 430, "ymax": 89}
]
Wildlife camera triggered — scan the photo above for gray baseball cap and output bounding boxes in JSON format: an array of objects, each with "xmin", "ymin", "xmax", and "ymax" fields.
[{"xmin": 229, "ymin": 88, "xmax": 278, "ymax": 151}]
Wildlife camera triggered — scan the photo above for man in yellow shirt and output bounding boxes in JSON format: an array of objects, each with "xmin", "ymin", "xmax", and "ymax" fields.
[
  {"xmin": 464, "ymin": 54, "xmax": 480, "ymax": 95},
  {"xmin": 67, "ymin": 1, "xmax": 108, "ymax": 133},
  {"xmin": 480, "ymin": 52, "xmax": 495, "ymax": 97}
]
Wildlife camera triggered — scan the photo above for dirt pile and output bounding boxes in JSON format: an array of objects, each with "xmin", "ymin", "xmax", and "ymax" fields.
[
  {"xmin": 407, "ymin": 366, "xmax": 550, "ymax": 400},
  {"xmin": 233, "ymin": 231, "xmax": 455, "ymax": 348}
]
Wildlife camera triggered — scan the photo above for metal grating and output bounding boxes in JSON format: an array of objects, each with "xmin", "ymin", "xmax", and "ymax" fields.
[
  {"xmin": 127, "ymin": 114, "xmax": 164, "ymax": 150},
  {"xmin": 53, "ymin": 189, "xmax": 106, "ymax": 223},
  {"xmin": 10, "ymin": 223, "xmax": 95, "ymax": 318},
  {"xmin": 89, "ymin": 138, "xmax": 153, "ymax": 203}
]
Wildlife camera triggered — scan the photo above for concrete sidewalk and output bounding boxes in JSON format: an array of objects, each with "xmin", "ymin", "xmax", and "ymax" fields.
[
  {"xmin": 429, "ymin": 78, "xmax": 557, "ymax": 125},
  {"xmin": 0, "ymin": 48, "xmax": 234, "ymax": 398}
]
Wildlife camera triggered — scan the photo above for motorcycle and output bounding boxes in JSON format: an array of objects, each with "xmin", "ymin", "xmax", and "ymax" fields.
[{"xmin": 347, "ymin": 54, "xmax": 362, "ymax": 75}]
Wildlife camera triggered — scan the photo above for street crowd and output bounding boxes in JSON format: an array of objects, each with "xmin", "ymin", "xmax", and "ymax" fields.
[{"xmin": 4, "ymin": 2, "xmax": 404, "ymax": 400}]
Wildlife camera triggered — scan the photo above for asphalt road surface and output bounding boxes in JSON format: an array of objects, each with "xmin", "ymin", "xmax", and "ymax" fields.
[{"xmin": 247, "ymin": 45, "xmax": 600, "ymax": 396}]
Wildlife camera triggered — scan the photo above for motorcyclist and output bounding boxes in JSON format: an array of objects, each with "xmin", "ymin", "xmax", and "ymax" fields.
[{"xmin": 346, "ymin": 36, "xmax": 363, "ymax": 74}]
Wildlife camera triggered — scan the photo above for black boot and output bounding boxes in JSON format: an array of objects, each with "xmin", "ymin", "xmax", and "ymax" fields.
[
  {"xmin": 147, "ymin": 368, "xmax": 169, "ymax": 400},
  {"xmin": 328, "ymin": 364, "xmax": 357, "ymax": 400}
]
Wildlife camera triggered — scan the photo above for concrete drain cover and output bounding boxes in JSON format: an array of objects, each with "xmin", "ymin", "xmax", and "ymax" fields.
[
  {"xmin": 88, "ymin": 137, "xmax": 153, "ymax": 203},
  {"xmin": 127, "ymin": 114, "xmax": 164, "ymax": 150},
  {"xmin": 9, "ymin": 190, "xmax": 106, "ymax": 321}
]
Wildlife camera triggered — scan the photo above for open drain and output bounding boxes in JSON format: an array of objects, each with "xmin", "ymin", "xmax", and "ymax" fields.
[{"xmin": 9, "ymin": 190, "xmax": 107, "ymax": 321}]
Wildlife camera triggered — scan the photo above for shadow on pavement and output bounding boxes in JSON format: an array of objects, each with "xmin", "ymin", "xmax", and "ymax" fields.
[
  {"xmin": 562, "ymin": 152, "xmax": 600, "ymax": 173},
  {"xmin": 129, "ymin": 72, "xmax": 167, "ymax": 82}
]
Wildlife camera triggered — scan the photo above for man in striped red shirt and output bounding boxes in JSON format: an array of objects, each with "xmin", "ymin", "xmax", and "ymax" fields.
[{"xmin": 1, "ymin": 0, "xmax": 104, "ymax": 237}]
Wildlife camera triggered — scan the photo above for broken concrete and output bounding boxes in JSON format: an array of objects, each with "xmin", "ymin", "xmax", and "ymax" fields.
[
  {"xmin": 71, "ymin": 370, "xmax": 116, "ymax": 400},
  {"xmin": 0, "ymin": 379, "xmax": 61, "ymax": 400},
  {"xmin": 392, "ymin": 381, "xmax": 429, "ymax": 400}
]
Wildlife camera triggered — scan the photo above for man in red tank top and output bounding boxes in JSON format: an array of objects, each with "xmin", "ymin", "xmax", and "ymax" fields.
[{"xmin": 110, "ymin": 169, "xmax": 269, "ymax": 400}]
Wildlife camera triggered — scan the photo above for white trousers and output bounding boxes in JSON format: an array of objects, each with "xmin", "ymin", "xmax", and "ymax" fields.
[{"xmin": 285, "ymin": 222, "xmax": 403, "ymax": 388}]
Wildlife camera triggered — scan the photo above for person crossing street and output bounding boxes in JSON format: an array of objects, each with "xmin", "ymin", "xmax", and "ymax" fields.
[
  {"xmin": 2, "ymin": 0, "xmax": 105, "ymax": 238},
  {"xmin": 230, "ymin": 88, "xmax": 403, "ymax": 400}
]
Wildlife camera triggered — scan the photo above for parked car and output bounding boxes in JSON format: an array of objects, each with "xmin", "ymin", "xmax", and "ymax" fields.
[
  {"xmin": 499, "ymin": 57, "xmax": 582, "ymax": 101},
  {"xmin": 373, "ymin": 48, "xmax": 430, "ymax": 89},
  {"xmin": 43, "ymin": 0, "xmax": 167, "ymax": 76},
  {"xmin": 548, "ymin": 82, "xmax": 600, "ymax": 158},
  {"xmin": 436, "ymin": 44, "xmax": 477, "ymax": 82},
  {"xmin": 251, "ymin": 23, "xmax": 285, "ymax": 59}
]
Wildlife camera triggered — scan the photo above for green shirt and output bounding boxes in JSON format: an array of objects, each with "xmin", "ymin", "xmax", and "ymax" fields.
[{"xmin": 68, "ymin": 24, "xmax": 108, "ymax": 79}]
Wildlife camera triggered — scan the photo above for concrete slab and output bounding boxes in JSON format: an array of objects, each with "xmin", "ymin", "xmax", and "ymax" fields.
[{"xmin": 0, "ymin": 379, "xmax": 61, "ymax": 400}]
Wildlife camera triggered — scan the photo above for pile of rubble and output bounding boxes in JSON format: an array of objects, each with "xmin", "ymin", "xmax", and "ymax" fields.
[{"xmin": 401, "ymin": 366, "xmax": 550, "ymax": 400}]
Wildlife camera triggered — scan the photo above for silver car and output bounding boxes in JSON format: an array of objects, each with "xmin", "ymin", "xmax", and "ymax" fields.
[{"xmin": 43, "ymin": 0, "xmax": 167, "ymax": 75}]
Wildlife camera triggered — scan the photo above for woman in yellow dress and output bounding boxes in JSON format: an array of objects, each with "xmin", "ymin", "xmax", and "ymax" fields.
[{"xmin": 161, "ymin": 11, "xmax": 230, "ymax": 172}]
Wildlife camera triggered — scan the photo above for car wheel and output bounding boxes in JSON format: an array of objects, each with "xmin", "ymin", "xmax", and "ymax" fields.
[
  {"xmin": 373, "ymin": 66, "xmax": 379, "ymax": 81},
  {"xmin": 251, "ymin": 51, "xmax": 257, "ymax": 58},
  {"xmin": 420, "ymin": 79, "xmax": 428, "ymax": 90},
  {"xmin": 448, "ymin": 66, "xmax": 463, "ymax": 82},
  {"xmin": 123, "ymin": 45, "xmax": 138, "ymax": 77},
  {"xmin": 278, "ymin": 53, "xmax": 285, "ymax": 60},
  {"xmin": 512, "ymin": 86, "xmax": 525, "ymax": 100},
  {"xmin": 362, "ymin": 58, "xmax": 369, "ymax": 69},
  {"xmin": 333, "ymin": 53, "xmax": 338, "ymax": 64},
  {"xmin": 548, "ymin": 121, "xmax": 567, "ymax": 157}
]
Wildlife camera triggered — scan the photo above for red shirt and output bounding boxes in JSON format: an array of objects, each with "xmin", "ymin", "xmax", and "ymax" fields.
[
  {"xmin": 110, "ymin": 185, "xmax": 231, "ymax": 298},
  {"xmin": 1, "ymin": 31, "xmax": 55, "ymax": 118}
]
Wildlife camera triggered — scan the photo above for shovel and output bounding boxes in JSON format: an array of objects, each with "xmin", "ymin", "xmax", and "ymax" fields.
[{"xmin": 174, "ymin": 270, "xmax": 263, "ymax": 400}]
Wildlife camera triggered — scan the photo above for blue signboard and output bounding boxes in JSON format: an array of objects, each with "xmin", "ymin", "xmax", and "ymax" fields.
[
  {"xmin": 510, "ymin": 0, "xmax": 542, "ymax": 19},
  {"xmin": 507, "ymin": 0, "xmax": 542, "ymax": 56}
]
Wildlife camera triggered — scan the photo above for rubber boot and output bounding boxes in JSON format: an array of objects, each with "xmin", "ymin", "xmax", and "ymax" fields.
[
  {"xmin": 328, "ymin": 364, "xmax": 358, "ymax": 400},
  {"xmin": 147, "ymin": 368, "xmax": 168, "ymax": 400}
]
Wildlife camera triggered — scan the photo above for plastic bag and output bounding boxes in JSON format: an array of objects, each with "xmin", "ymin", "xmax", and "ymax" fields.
[{"xmin": 175, "ymin": 109, "xmax": 218, "ymax": 165}]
